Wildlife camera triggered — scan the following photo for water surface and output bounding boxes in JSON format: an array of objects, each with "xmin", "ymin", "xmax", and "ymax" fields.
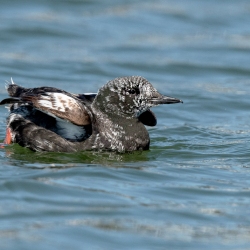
[{"xmin": 1, "ymin": 0, "xmax": 250, "ymax": 249}]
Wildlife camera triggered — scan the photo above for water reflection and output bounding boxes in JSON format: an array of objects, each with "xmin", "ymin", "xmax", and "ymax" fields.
[{"xmin": 1, "ymin": 143, "xmax": 151, "ymax": 168}]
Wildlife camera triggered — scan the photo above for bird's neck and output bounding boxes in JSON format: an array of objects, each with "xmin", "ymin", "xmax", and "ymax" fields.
[{"xmin": 88, "ymin": 106, "xmax": 150, "ymax": 152}]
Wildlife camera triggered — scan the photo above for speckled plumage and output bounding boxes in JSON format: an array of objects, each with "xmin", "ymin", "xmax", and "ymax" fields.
[{"xmin": 0, "ymin": 76, "xmax": 182, "ymax": 152}]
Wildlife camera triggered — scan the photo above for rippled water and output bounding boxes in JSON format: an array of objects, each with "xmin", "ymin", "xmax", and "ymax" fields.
[{"xmin": 1, "ymin": 0, "xmax": 250, "ymax": 249}]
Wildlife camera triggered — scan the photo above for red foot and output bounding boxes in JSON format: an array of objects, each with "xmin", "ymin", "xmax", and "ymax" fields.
[{"xmin": 4, "ymin": 127, "xmax": 12, "ymax": 145}]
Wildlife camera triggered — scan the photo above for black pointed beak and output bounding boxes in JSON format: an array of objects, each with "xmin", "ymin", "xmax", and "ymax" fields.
[{"xmin": 149, "ymin": 93, "xmax": 183, "ymax": 105}]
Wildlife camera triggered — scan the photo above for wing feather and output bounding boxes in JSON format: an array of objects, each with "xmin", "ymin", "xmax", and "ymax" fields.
[{"xmin": 22, "ymin": 92, "xmax": 91, "ymax": 126}]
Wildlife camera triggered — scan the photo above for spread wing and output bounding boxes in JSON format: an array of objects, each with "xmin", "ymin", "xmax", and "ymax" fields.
[
  {"xmin": 20, "ymin": 92, "xmax": 91, "ymax": 126},
  {"xmin": 1, "ymin": 82, "xmax": 92, "ymax": 126}
]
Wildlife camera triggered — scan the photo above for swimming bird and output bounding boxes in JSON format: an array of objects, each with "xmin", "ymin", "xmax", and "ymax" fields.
[{"xmin": 0, "ymin": 76, "xmax": 182, "ymax": 152}]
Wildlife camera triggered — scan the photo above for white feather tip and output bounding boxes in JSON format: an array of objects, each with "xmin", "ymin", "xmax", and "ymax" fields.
[{"xmin": 11, "ymin": 77, "xmax": 15, "ymax": 85}]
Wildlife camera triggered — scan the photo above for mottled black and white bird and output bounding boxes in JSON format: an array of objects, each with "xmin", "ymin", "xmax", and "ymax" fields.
[{"xmin": 0, "ymin": 76, "xmax": 182, "ymax": 152}]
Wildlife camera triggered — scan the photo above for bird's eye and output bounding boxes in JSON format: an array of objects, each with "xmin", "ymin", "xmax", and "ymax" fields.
[
  {"xmin": 127, "ymin": 88, "xmax": 140, "ymax": 95},
  {"xmin": 128, "ymin": 89, "xmax": 136, "ymax": 94}
]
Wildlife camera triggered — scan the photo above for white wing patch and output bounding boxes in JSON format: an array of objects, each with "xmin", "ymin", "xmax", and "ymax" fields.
[
  {"xmin": 37, "ymin": 93, "xmax": 71, "ymax": 112},
  {"xmin": 33, "ymin": 92, "xmax": 91, "ymax": 126}
]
